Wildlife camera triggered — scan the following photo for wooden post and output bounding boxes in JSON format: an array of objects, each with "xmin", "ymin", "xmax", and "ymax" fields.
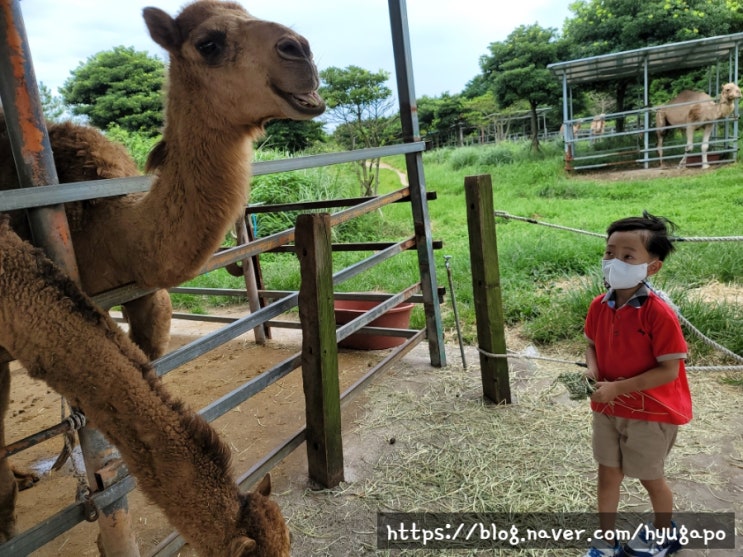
[
  {"xmin": 235, "ymin": 216, "xmax": 266, "ymax": 345},
  {"xmin": 464, "ymin": 175, "xmax": 512, "ymax": 404},
  {"xmin": 295, "ymin": 214, "xmax": 344, "ymax": 487}
]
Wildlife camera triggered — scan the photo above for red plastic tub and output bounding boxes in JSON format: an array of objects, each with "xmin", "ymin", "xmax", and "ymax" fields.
[{"xmin": 334, "ymin": 299, "xmax": 414, "ymax": 350}]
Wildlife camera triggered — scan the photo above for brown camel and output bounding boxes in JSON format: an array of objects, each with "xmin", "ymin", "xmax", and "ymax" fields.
[
  {"xmin": 655, "ymin": 82, "xmax": 741, "ymax": 169},
  {"xmin": 589, "ymin": 113, "xmax": 605, "ymax": 143},
  {"xmin": 558, "ymin": 121, "xmax": 581, "ymax": 139},
  {"xmin": 0, "ymin": 217, "xmax": 290, "ymax": 555},
  {"xmin": 0, "ymin": 0, "xmax": 323, "ymax": 545}
]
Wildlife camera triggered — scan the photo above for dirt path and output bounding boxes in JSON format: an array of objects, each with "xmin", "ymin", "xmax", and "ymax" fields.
[{"xmin": 7, "ymin": 309, "xmax": 741, "ymax": 555}]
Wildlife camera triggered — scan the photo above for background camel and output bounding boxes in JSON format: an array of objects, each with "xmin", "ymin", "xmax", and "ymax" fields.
[
  {"xmin": 0, "ymin": 217, "xmax": 290, "ymax": 556},
  {"xmin": 559, "ymin": 121, "xmax": 581, "ymax": 139},
  {"xmin": 589, "ymin": 113, "xmax": 605, "ymax": 143},
  {"xmin": 0, "ymin": 0, "xmax": 323, "ymax": 544},
  {"xmin": 655, "ymin": 82, "xmax": 741, "ymax": 169}
]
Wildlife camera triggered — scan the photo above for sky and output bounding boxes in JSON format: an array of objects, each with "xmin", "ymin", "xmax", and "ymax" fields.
[{"xmin": 19, "ymin": 0, "xmax": 573, "ymax": 102}]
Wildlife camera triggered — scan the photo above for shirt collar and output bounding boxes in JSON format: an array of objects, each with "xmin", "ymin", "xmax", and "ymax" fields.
[{"xmin": 602, "ymin": 282, "xmax": 651, "ymax": 309}]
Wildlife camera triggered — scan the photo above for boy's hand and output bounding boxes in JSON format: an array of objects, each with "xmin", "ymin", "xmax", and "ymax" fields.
[{"xmin": 590, "ymin": 381, "xmax": 622, "ymax": 403}]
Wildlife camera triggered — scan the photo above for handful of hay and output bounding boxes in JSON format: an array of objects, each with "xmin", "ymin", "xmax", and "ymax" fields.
[{"xmin": 557, "ymin": 372, "xmax": 596, "ymax": 400}]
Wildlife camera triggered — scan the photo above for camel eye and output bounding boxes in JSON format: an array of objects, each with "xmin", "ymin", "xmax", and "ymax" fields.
[{"xmin": 196, "ymin": 32, "xmax": 226, "ymax": 63}]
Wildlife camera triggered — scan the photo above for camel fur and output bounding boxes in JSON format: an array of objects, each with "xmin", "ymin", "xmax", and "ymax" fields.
[
  {"xmin": 655, "ymin": 82, "xmax": 741, "ymax": 169},
  {"xmin": 0, "ymin": 217, "xmax": 290, "ymax": 556},
  {"xmin": 0, "ymin": 0, "xmax": 323, "ymax": 544}
]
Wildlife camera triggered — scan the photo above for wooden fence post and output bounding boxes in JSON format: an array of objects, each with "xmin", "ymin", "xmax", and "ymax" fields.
[
  {"xmin": 296, "ymin": 214, "xmax": 344, "ymax": 487},
  {"xmin": 464, "ymin": 175, "xmax": 512, "ymax": 404}
]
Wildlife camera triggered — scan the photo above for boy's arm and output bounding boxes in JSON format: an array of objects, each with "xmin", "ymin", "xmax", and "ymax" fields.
[
  {"xmin": 585, "ymin": 342, "xmax": 599, "ymax": 380},
  {"xmin": 590, "ymin": 358, "xmax": 681, "ymax": 404}
]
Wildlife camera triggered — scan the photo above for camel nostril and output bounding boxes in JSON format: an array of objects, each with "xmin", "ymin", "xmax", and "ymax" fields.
[{"xmin": 276, "ymin": 36, "xmax": 309, "ymax": 61}]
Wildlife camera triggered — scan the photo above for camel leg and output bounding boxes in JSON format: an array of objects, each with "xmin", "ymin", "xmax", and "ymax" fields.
[
  {"xmin": 657, "ymin": 136, "xmax": 664, "ymax": 167},
  {"xmin": 0, "ymin": 361, "xmax": 18, "ymax": 542},
  {"xmin": 121, "ymin": 289, "xmax": 172, "ymax": 360},
  {"xmin": 678, "ymin": 126, "xmax": 695, "ymax": 168},
  {"xmin": 701, "ymin": 126, "xmax": 712, "ymax": 169}
]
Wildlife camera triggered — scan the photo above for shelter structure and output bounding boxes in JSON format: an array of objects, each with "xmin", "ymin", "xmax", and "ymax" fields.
[{"xmin": 548, "ymin": 33, "xmax": 743, "ymax": 171}]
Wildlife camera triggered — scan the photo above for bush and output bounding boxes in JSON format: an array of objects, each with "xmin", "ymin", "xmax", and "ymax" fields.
[{"xmin": 104, "ymin": 125, "xmax": 160, "ymax": 171}]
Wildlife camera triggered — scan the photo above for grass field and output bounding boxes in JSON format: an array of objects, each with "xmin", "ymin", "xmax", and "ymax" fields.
[{"xmin": 175, "ymin": 140, "xmax": 743, "ymax": 371}]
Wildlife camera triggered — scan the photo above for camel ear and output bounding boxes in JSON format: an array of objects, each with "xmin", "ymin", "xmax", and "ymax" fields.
[
  {"xmin": 255, "ymin": 473, "xmax": 272, "ymax": 497},
  {"xmin": 143, "ymin": 7, "xmax": 182, "ymax": 51},
  {"xmin": 229, "ymin": 535, "xmax": 257, "ymax": 556}
]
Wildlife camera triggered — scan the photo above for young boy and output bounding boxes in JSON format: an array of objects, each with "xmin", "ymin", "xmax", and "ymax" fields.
[{"xmin": 582, "ymin": 212, "xmax": 692, "ymax": 557}]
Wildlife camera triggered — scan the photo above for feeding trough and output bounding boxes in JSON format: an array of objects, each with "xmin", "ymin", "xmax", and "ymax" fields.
[{"xmin": 334, "ymin": 299, "xmax": 414, "ymax": 350}]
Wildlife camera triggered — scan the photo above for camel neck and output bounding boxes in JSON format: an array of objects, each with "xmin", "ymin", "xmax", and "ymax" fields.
[{"xmin": 127, "ymin": 109, "xmax": 254, "ymax": 288}]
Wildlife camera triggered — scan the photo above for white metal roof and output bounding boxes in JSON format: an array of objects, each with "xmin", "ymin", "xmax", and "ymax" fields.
[{"xmin": 548, "ymin": 33, "xmax": 743, "ymax": 85}]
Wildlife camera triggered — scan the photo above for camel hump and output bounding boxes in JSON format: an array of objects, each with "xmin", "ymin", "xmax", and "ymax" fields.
[
  {"xmin": 670, "ymin": 90, "xmax": 713, "ymax": 104},
  {"xmin": 145, "ymin": 140, "xmax": 168, "ymax": 172}
]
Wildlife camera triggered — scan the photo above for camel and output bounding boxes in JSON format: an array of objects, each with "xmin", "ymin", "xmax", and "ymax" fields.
[
  {"xmin": 0, "ymin": 0, "xmax": 323, "ymax": 544},
  {"xmin": 655, "ymin": 82, "xmax": 741, "ymax": 169},
  {"xmin": 558, "ymin": 121, "xmax": 581, "ymax": 139},
  {"xmin": 589, "ymin": 113, "xmax": 605, "ymax": 143},
  {"xmin": 0, "ymin": 217, "xmax": 290, "ymax": 555}
]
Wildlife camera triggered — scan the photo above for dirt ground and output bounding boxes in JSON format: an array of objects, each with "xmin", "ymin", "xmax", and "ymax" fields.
[{"xmin": 5, "ymin": 303, "xmax": 743, "ymax": 556}]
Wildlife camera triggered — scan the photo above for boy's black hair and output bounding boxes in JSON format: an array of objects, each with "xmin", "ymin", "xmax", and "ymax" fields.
[{"xmin": 607, "ymin": 210, "xmax": 677, "ymax": 261}]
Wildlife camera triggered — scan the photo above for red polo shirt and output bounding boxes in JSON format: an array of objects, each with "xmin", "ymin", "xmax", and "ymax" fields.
[{"xmin": 584, "ymin": 285, "xmax": 692, "ymax": 425}]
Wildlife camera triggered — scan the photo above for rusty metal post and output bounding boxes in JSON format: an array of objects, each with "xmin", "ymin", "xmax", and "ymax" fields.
[{"xmin": 0, "ymin": 1, "xmax": 139, "ymax": 554}]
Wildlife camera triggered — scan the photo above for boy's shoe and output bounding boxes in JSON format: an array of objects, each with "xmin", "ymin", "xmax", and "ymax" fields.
[
  {"xmin": 624, "ymin": 521, "xmax": 682, "ymax": 557},
  {"xmin": 583, "ymin": 541, "xmax": 623, "ymax": 557}
]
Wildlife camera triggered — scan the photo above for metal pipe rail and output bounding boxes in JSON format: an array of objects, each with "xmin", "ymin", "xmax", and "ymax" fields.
[{"xmin": 0, "ymin": 143, "xmax": 426, "ymax": 212}]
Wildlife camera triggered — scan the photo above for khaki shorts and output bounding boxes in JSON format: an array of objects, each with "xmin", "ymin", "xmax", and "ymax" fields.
[{"xmin": 592, "ymin": 412, "xmax": 678, "ymax": 480}]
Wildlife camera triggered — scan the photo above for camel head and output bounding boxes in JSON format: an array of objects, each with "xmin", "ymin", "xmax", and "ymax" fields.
[
  {"xmin": 227, "ymin": 474, "xmax": 291, "ymax": 557},
  {"xmin": 143, "ymin": 0, "xmax": 325, "ymax": 132},
  {"xmin": 720, "ymin": 82, "xmax": 742, "ymax": 107}
]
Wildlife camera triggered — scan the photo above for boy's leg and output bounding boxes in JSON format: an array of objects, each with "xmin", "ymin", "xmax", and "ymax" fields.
[
  {"xmin": 598, "ymin": 464, "xmax": 624, "ymax": 532},
  {"xmin": 639, "ymin": 477, "xmax": 673, "ymax": 528}
]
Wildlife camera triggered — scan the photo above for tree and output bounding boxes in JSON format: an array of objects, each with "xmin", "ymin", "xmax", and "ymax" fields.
[
  {"xmin": 416, "ymin": 93, "xmax": 477, "ymax": 147},
  {"xmin": 481, "ymin": 24, "xmax": 566, "ymax": 152},
  {"xmin": 319, "ymin": 65, "xmax": 395, "ymax": 196},
  {"xmin": 262, "ymin": 119, "xmax": 326, "ymax": 153},
  {"xmin": 38, "ymin": 82, "xmax": 66, "ymax": 122},
  {"xmin": 462, "ymin": 94, "xmax": 500, "ymax": 143},
  {"xmin": 60, "ymin": 46, "xmax": 165, "ymax": 135}
]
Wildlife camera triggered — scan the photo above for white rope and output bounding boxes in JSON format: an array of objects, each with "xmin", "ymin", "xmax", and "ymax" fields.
[
  {"xmin": 650, "ymin": 285, "xmax": 743, "ymax": 364},
  {"xmin": 477, "ymin": 347, "xmax": 743, "ymax": 372},
  {"xmin": 476, "ymin": 347, "xmax": 585, "ymax": 366},
  {"xmin": 494, "ymin": 211, "xmax": 605, "ymax": 238},
  {"xmin": 494, "ymin": 211, "xmax": 743, "ymax": 242}
]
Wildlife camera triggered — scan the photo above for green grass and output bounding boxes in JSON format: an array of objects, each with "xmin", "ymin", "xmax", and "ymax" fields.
[{"xmin": 176, "ymin": 139, "xmax": 743, "ymax": 368}]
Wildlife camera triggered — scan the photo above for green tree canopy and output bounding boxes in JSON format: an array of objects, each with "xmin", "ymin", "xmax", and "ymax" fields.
[
  {"xmin": 416, "ymin": 93, "xmax": 471, "ymax": 147},
  {"xmin": 262, "ymin": 120, "xmax": 327, "ymax": 153},
  {"xmin": 319, "ymin": 65, "xmax": 395, "ymax": 196},
  {"xmin": 60, "ymin": 46, "xmax": 165, "ymax": 135},
  {"xmin": 481, "ymin": 24, "xmax": 566, "ymax": 151},
  {"xmin": 565, "ymin": 0, "xmax": 742, "ymax": 59}
]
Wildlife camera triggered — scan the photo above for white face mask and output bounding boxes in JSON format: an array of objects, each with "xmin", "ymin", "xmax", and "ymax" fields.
[{"xmin": 601, "ymin": 258, "xmax": 649, "ymax": 290}]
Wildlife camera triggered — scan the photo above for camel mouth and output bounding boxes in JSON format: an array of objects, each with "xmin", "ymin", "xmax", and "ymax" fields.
[{"xmin": 281, "ymin": 89, "xmax": 326, "ymax": 116}]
